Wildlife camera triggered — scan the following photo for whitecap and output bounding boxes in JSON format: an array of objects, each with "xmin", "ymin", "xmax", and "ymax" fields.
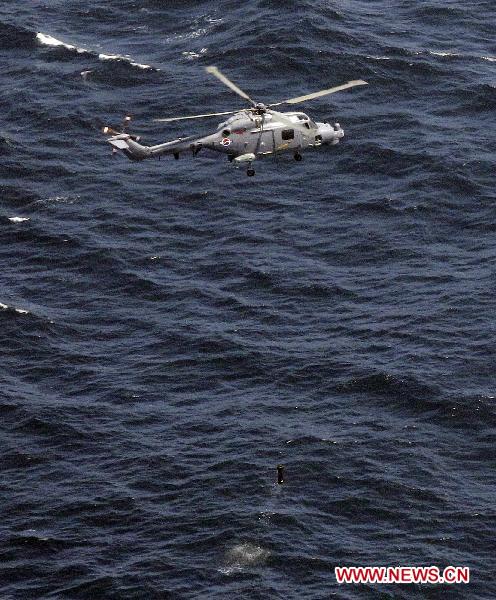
[
  {"xmin": 98, "ymin": 53, "xmax": 155, "ymax": 70},
  {"xmin": 366, "ymin": 55, "xmax": 392, "ymax": 61},
  {"xmin": 37, "ymin": 32, "xmax": 157, "ymax": 70},
  {"xmin": 8, "ymin": 216, "xmax": 30, "ymax": 223},
  {"xmin": 182, "ymin": 48, "xmax": 208, "ymax": 61},
  {"xmin": 0, "ymin": 302, "xmax": 29, "ymax": 314},
  {"xmin": 37, "ymin": 32, "xmax": 74, "ymax": 48},
  {"xmin": 429, "ymin": 50, "xmax": 460, "ymax": 58},
  {"xmin": 36, "ymin": 32, "xmax": 87, "ymax": 54},
  {"xmin": 481, "ymin": 56, "xmax": 496, "ymax": 62},
  {"xmin": 130, "ymin": 61, "xmax": 154, "ymax": 70},
  {"xmin": 99, "ymin": 53, "xmax": 122, "ymax": 61}
]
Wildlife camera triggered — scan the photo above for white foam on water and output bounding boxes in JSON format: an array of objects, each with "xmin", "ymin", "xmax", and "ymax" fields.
[
  {"xmin": 37, "ymin": 32, "xmax": 157, "ymax": 70},
  {"xmin": 36, "ymin": 32, "xmax": 87, "ymax": 53},
  {"xmin": 44, "ymin": 195, "xmax": 79, "ymax": 205},
  {"xmin": 98, "ymin": 53, "xmax": 154, "ymax": 70},
  {"xmin": 429, "ymin": 50, "xmax": 460, "ymax": 57},
  {"xmin": 219, "ymin": 543, "xmax": 270, "ymax": 575},
  {"xmin": 8, "ymin": 216, "xmax": 30, "ymax": 222},
  {"xmin": 0, "ymin": 302, "xmax": 29, "ymax": 314},
  {"xmin": 99, "ymin": 53, "xmax": 122, "ymax": 61},
  {"xmin": 182, "ymin": 48, "xmax": 208, "ymax": 61},
  {"xmin": 366, "ymin": 55, "xmax": 392, "ymax": 61},
  {"xmin": 130, "ymin": 61, "xmax": 154, "ymax": 69},
  {"xmin": 426, "ymin": 49, "xmax": 496, "ymax": 63}
]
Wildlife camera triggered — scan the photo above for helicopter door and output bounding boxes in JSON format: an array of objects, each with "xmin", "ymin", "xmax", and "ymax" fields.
[
  {"xmin": 253, "ymin": 130, "xmax": 275, "ymax": 155},
  {"xmin": 276, "ymin": 128, "xmax": 299, "ymax": 152}
]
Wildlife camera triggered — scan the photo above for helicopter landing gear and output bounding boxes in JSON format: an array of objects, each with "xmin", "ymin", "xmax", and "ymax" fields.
[
  {"xmin": 190, "ymin": 143, "xmax": 202, "ymax": 157},
  {"xmin": 294, "ymin": 152, "xmax": 303, "ymax": 161},
  {"xmin": 173, "ymin": 152, "xmax": 179, "ymax": 160},
  {"xmin": 247, "ymin": 166, "xmax": 256, "ymax": 177}
]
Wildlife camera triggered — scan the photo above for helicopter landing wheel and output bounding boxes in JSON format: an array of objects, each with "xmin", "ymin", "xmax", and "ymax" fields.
[
  {"xmin": 247, "ymin": 166, "xmax": 255, "ymax": 177},
  {"xmin": 294, "ymin": 152, "xmax": 303, "ymax": 161}
]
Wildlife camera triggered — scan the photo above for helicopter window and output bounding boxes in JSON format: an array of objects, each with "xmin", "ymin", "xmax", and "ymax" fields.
[
  {"xmin": 281, "ymin": 129, "xmax": 294, "ymax": 140},
  {"xmin": 222, "ymin": 129, "xmax": 231, "ymax": 136},
  {"xmin": 304, "ymin": 122, "xmax": 310, "ymax": 129}
]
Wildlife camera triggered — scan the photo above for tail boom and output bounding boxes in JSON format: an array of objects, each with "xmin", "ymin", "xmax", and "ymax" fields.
[{"xmin": 105, "ymin": 131, "xmax": 198, "ymax": 162}]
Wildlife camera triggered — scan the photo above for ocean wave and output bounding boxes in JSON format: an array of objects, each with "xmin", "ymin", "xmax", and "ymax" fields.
[
  {"xmin": 0, "ymin": 302, "xmax": 29, "ymax": 315},
  {"xmin": 1, "ymin": 1, "xmax": 495, "ymax": 597},
  {"xmin": 36, "ymin": 32, "xmax": 87, "ymax": 53},
  {"xmin": 36, "ymin": 31, "xmax": 158, "ymax": 71},
  {"xmin": 0, "ymin": 21, "xmax": 35, "ymax": 49},
  {"xmin": 98, "ymin": 53, "xmax": 154, "ymax": 70},
  {"xmin": 415, "ymin": 48, "xmax": 496, "ymax": 64},
  {"xmin": 182, "ymin": 48, "xmax": 208, "ymax": 61},
  {"xmin": 336, "ymin": 372, "xmax": 437, "ymax": 400},
  {"xmin": 7, "ymin": 216, "xmax": 30, "ymax": 223}
]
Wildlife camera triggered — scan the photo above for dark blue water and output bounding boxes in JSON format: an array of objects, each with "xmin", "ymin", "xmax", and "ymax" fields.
[{"xmin": 1, "ymin": 1, "xmax": 495, "ymax": 598}]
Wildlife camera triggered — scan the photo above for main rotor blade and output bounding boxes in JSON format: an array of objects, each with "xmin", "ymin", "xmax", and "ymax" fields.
[
  {"xmin": 205, "ymin": 66, "xmax": 257, "ymax": 107},
  {"xmin": 269, "ymin": 80, "xmax": 368, "ymax": 106},
  {"xmin": 267, "ymin": 109, "xmax": 311, "ymax": 136},
  {"xmin": 153, "ymin": 110, "xmax": 239, "ymax": 123}
]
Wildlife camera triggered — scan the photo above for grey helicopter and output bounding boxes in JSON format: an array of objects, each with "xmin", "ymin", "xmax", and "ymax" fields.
[{"xmin": 103, "ymin": 66, "xmax": 367, "ymax": 176}]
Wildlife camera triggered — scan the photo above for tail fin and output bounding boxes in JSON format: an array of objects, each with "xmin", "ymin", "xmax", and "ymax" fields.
[
  {"xmin": 102, "ymin": 115, "xmax": 149, "ymax": 161},
  {"xmin": 104, "ymin": 131, "xmax": 150, "ymax": 161}
]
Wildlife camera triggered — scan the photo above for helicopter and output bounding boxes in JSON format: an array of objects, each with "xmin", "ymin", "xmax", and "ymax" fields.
[{"xmin": 103, "ymin": 66, "xmax": 367, "ymax": 176}]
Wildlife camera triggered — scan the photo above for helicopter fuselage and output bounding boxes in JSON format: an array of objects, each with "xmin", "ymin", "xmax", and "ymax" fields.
[
  {"xmin": 201, "ymin": 111, "xmax": 344, "ymax": 161},
  {"xmin": 107, "ymin": 110, "xmax": 344, "ymax": 173},
  {"xmin": 104, "ymin": 64, "xmax": 366, "ymax": 175}
]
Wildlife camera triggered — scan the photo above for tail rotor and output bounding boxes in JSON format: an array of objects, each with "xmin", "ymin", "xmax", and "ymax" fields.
[{"xmin": 102, "ymin": 115, "xmax": 143, "ymax": 156}]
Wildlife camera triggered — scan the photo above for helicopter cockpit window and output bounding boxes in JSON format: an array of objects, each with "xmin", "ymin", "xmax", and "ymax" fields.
[{"xmin": 281, "ymin": 129, "xmax": 294, "ymax": 140}]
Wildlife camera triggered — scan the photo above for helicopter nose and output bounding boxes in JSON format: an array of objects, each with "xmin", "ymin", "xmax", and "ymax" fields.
[{"xmin": 316, "ymin": 122, "xmax": 344, "ymax": 145}]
